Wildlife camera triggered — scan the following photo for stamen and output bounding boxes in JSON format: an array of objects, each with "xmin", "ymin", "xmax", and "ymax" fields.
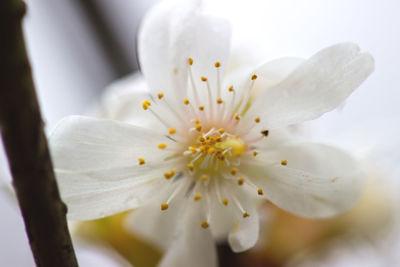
[
  {"xmin": 215, "ymin": 62, "xmax": 222, "ymax": 100},
  {"xmin": 231, "ymin": 194, "xmax": 249, "ymax": 218},
  {"xmin": 217, "ymin": 97, "xmax": 223, "ymax": 104},
  {"xmin": 142, "ymin": 100, "xmax": 171, "ymax": 129},
  {"xmin": 237, "ymin": 74, "xmax": 258, "ymax": 115},
  {"xmin": 234, "ymin": 114, "xmax": 240, "ymax": 121},
  {"xmin": 138, "ymin": 158, "xmax": 145, "ymax": 165},
  {"xmin": 261, "ymin": 130, "xmax": 269, "ymax": 137},
  {"xmin": 237, "ymin": 177, "xmax": 245, "ymax": 186},
  {"xmin": 257, "ymin": 188, "xmax": 264, "ymax": 195},
  {"xmin": 164, "ymin": 169, "xmax": 176, "ymax": 179},
  {"xmin": 188, "ymin": 58, "xmax": 200, "ymax": 106},
  {"xmin": 222, "ymin": 198, "xmax": 229, "ymax": 206},
  {"xmin": 254, "ymin": 117, "xmax": 261, "ymax": 123},
  {"xmin": 252, "ymin": 150, "xmax": 258, "ymax": 157},
  {"xmin": 194, "ymin": 194, "xmax": 202, "ymax": 201},
  {"xmin": 201, "ymin": 175, "xmax": 209, "ymax": 182},
  {"xmin": 157, "ymin": 92, "xmax": 164, "ymax": 99},
  {"xmin": 281, "ymin": 159, "xmax": 288, "ymax": 166},
  {"xmin": 169, "ymin": 128, "xmax": 176, "ymax": 135},
  {"xmin": 230, "ymin": 168, "xmax": 238, "ymax": 175},
  {"xmin": 158, "ymin": 143, "xmax": 167, "ymax": 149},
  {"xmin": 201, "ymin": 221, "xmax": 209, "ymax": 229},
  {"xmin": 187, "ymin": 163, "xmax": 195, "ymax": 171},
  {"xmin": 195, "ymin": 124, "xmax": 202, "ymax": 132},
  {"xmin": 183, "ymin": 98, "xmax": 190, "ymax": 105},
  {"xmin": 202, "ymin": 76, "xmax": 214, "ymax": 120},
  {"xmin": 199, "ymin": 106, "xmax": 205, "ymax": 111},
  {"xmin": 161, "ymin": 203, "xmax": 169, "ymax": 210}
]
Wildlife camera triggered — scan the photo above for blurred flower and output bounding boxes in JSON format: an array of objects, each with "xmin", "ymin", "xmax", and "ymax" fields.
[{"xmin": 50, "ymin": 0, "xmax": 374, "ymax": 266}]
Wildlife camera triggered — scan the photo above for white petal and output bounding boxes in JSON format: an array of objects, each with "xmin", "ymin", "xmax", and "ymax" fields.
[
  {"xmin": 247, "ymin": 43, "xmax": 374, "ymax": 129},
  {"xmin": 125, "ymin": 184, "xmax": 185, "ymax": 251},
  {"xmin": 138, "ymin": 0, "xmax": 231, "ymax": 103},
  {"xmin": 92, "ymin": 73, "xmax": 162, "ymax": 130},
  {"xmin": 245, "ymin": 143, "xmax": 364, "ymax": 218},
  {"xmin": 49, "ymin": 116, "xmax": 179, "ymax": 220},
  {"xmin": 159, "ymin": 201, "xmax": 218, "ymax": 267},
  {"xmin": 227, "ymin": 186, "xmax": 259, "ymax": 253},
  {"xmin": 208, "ymin": 188, "xmax": 235, "ymax": 242}
]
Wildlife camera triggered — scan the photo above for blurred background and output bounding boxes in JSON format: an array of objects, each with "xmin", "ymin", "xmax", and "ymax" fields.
[{"xmin": 1, "ymin": 0, "xmax": 399, "ymax": 266}]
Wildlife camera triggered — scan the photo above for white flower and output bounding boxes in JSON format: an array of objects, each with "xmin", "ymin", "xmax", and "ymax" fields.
[{"xmin": 50, "ymin": 0, "xmax": 374, "ymax": 266}]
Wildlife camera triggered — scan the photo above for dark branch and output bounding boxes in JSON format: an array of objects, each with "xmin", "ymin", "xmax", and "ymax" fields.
[{"xmin": 0, "ymin": 1, "xmax": 78, "ymax": 266}]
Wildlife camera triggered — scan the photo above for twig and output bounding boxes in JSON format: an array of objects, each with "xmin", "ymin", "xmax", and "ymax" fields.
[{"xmin": 0, "ymin": 1, "xmax": 79, "ymax": 266}]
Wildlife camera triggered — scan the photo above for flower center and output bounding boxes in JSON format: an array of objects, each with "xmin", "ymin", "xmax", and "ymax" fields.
[{"xmin": 184, "ymin": 128, "xmax": 246, "ymax": 172}]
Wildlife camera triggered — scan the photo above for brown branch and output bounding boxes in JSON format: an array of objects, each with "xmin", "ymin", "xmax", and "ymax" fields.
[{"xmin": 0, "ymin": 1, "xmax": 78, "ymax": 266}]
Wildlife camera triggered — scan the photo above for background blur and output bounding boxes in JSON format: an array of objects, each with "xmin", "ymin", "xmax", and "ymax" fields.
[{"xmin": 1, "ymin": 0, "xmax": 399, "ymax": 266}]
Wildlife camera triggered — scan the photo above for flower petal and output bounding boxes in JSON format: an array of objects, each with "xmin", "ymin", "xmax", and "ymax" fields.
[
  {"xmin": 227, "ymin": 185, "xmax": 260, "ymax": 253},
  {"xmin": 159, "ymin": 200, "xmax": 218, "ymax": 267},
  {"xmin": 138, "ymin": 0, "xmax": 231, "ymax": 103},
  {"xmin": 50, "ymin": 116, "xmax": 179, "ymax": 220},
  {"xmin": 245, "ymin": 142, "xmax": 364, "ymax": 218},
  {"xmin": 92, "ymin": 73, "xmax": 162, "ymax": 129},
  {"xmin": 125, "ymin": 184, "xmax": 186, "ymax": 251},
  {"xmin": 247, "ymin": 43, "xmax": 374, "ymax": 129}
]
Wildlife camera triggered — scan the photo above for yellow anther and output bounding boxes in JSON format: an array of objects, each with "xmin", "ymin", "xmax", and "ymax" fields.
[
  {"xmin": 200, "ymin": 175, "xmax": 209, "ymax": 181},
  {"xmin": 243, "ymin": 212, "xmax": 250, "ymax": 218},
  {"xmin": 188, "ymin": 146, "xmax": 197, "ymax": 153},
  {"xmin": 157, "ymin": 92, "xmax": 164, "ymax": 99},
  {"xmin": 201, "ymin": 76, "xmax": 208, "ymax": 82},
  {"xmin": 188, "ymin": 57, "xmax": 194, "ymax": 65},
  {"xmin": 183, "ymin": 98, "xmax": 190, "ymax": 105},
  {"xmin": 230, "ymin": 168, "xmax": 238, "ymax": 175},
  {"xmin": 161, "ymin": 203, "xmax": 169, "ymax": 210},
  {"xmin": 194, "ymin": 194, "xmax": 202, "ymax": 201},
  {"xmin": 221, "ymin": 198, "xmax": 229, "ymax": 206},
  {"xmin": 257, "ymin": 188, "xmax": 264, "ymax": 195},
  {"xmin": 253, "ymin": 150, "xmax": 258, "ymax": 157},
  {"xmin": 192, "ymin": 118, "xmax": 200, "ymax": 124},
  {"xmin": 142, "ymin": 100, "xmax": 151, "ymax": 110},
  {"xmin": 228, "ymin": 86, "xmax": 234, "ymax": 92},
  {"xmin": 214, "ymin": 61, "xmax": 221, "ymax": 68},
  {"xmin": 217, "ymin": 97, "xmax": 223, "ymax": 104},
  {"xmin": 234, "ymin": 114, "xmax": 240, "ymax": 121},
  {"xmin": 207, "ymin": 147, "xmax": 216, "ymax": 155},
  {"xmin": 199, "ymin": 106, "xmax": 205, "ymax": 111},
  {"xmin": 237, "ymin": 177, "xmax": 245, "ymax": 186},
  {"xmin": 195, "ymin": 124, "xmax": 202, "ymax": 132},
  {"xmin": 198, "ymin": 136, "xmax": 205, "ymax": 142},
  {"xmin": 215, "ymin": 136, "xmax": 222, "ymax": 142},
  {"xmin": 138, "ymin": 158, "xmax": 145, "ymax": 165},
  {"xmin": 218, "ymin": 128, "xmax": 225, "ymax": 134},
  {"xmin": 164, "ymin": 169, "xmax": 175, "ymax": 179},
  {"xmin": 187, "ymin": 163, "xmax": 195, "ymax": 171},
  {"xmin": 251, "ymin": 74, "xmax": 258, "ymax": 80},
  {"xmin": 201, "ymin": 221, "xmax": 209, "ymax": 229},
  {"xmin": 281, "ymin": 159, "xmax": 288, "ymax": 166},
  {"xmin": 254, "ymin": 117, "xmax": 261, "ymax": 123},
  {"xmin": 158, "ymin": 143, "xmax": 167, "ymax": 149},
  {"xmin": 169, "ymin": 128, "xmax": 176, "ymax": 135}
]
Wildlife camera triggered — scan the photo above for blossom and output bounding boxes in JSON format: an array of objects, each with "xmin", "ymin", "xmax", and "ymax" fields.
[{"xmin": 50, "ymin": 0, "xmax": 374, "ymax": 266}]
